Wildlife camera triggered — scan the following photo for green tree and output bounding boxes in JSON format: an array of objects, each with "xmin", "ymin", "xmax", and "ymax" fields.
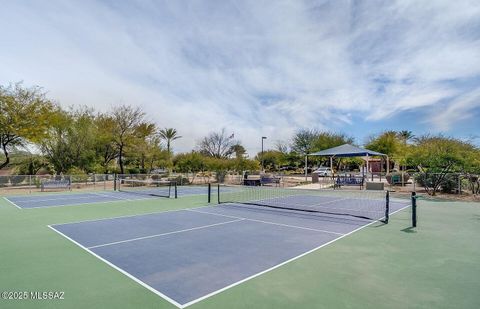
[
  {"xmin": 255, "ymin": 150, "xmax": 285, "ymax": 171},
  {"xmin": 365, "ymin": 131, "xmax": 401, "ymax": 157},
  {"xmin": 110, "ymin": 105, "xmax": 146, "ymax": 174},
  {"xmin": 365, "ymin": 131, "xmax": 408, "ymax": 170},
  {"xmin": 94, "ymin": 114, "xmax": 118, "ymax": 173},
  {"xmin": 173, "ymin": 152, "xmax": 206, "ymax": 174},
  {"xmin": 291, "ymin": 130, "xmax": 354, "ymax": 170},
  {"xmin": 128, "ymin": 122, "xmax": 157, "ymax": 172},
  {"xmin": 291, "ymin": 129, "xmax": 318, "ymax": 155},
  {"xmin": 159, "ymin": 128, "xmax": 182, "ymax": 154},
  {"xmin": 408, "ymin": 135, "xmax": 477, "ymax": 195},
  {"xmin": 397, "ymin": 130, "xmax": 415, "ymax": 145},
  {"xmin": 0, "ymin": 83, "xmax": 57, "ymax": 169},
  {"xmin": 40, "ymin": 108, "xmax": 97, "ymax": 174},
  {"xmin": 230, "ymin": 144, "xmax": 246, "ymax": 159},
  {"xmin": 311, "ymin": 132, "xmax": 354, "ymax": 152}
]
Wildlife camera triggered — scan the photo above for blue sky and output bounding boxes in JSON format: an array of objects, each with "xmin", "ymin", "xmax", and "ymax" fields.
[{"xmin": 1, "ymin": 0, "xmax": 479, "ymax": 155}]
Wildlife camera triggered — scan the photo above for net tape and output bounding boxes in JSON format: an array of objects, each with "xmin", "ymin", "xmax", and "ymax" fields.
[{"xmin": 217, "ymin": 185, "xmax": 389, "ymax": 222}]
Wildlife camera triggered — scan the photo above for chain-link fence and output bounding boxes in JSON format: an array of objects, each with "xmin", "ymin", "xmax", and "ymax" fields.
[
  {"xmin": 411, "ymin": 172, "xmax": 480, "ymax": 196},
  {"xmin": 0, "ymin": 174, "xmax": 115, "ymax": 195}
]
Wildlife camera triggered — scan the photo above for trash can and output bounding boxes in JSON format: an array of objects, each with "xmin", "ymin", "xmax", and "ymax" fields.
[{"xmin": 311, "ymin": 171, "xmax": 319, "ymax": 183}]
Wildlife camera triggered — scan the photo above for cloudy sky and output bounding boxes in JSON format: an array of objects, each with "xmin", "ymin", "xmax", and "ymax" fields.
[{"xmin": 1, "ymin": 0, "xmax": 479, "ymax": 155}]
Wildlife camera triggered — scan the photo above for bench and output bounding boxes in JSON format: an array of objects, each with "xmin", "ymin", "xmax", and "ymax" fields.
[
  {"xmin": 260, "ymin": 176, "xmax": 281, "ymax": 186},
  {"xmin": 41, "ymin": 179, "xmax": 71, "ymax": 192},
  {"xmin": 334, "ymin": 176, "xmax": 364, "ymax": 189},
  {"xmin": 243, "ymin": 179, "xmax": 261, "ymax": 186}
]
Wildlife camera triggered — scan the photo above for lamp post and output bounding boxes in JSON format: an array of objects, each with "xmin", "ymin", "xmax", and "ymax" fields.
[{"xmin": 261, "ymin": 136, "xmax": 267, "ymax": 172}]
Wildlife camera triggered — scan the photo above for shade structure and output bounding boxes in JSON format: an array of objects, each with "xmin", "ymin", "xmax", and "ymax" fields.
[
  {"xmin": 309, "ymin": 144, "xmax": 389, "ymax": 177},
  {"xmin": 309, "ymin": 144, "xmax": 386, "ymax": 157}
]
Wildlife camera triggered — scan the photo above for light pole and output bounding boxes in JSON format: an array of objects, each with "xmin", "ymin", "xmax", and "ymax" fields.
[{"xmin": 261, "ymin": 136, "xmax": 267, "ymax": 172}]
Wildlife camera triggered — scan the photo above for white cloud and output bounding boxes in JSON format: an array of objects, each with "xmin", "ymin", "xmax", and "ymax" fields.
[{"xmin": 0, "ymin": 0, "xmax": 479, "ymax": 154}]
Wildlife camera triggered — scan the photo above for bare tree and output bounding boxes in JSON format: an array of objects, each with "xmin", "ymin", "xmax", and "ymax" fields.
[{"xmin": 198, "ymin": 129, "xmax": 239, "ymax": 158}]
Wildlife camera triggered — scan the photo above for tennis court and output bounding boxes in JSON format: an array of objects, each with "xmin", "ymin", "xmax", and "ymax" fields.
[
  {"xmin": 49, "ymin": 188, "xmax": 410, "ymax": 307},
  {"xmin": 4, "ymin": 183, "xmax": 216, "ymax": 209}
]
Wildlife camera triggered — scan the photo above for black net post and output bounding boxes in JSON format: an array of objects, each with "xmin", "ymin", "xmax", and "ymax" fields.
[
  {"xmin": 174, "ymin": 182, "xmax": 178, "ymax": 199},
  {"xmin": 411, "ymin": 192, "xmax": 417, "ymax": 227},
  {"xmin": 114, "ymin": 173, "xmax": 117, "ymax": 191},
  {"xmin": 208, "ymin": 183, "xmax": 211, "ymax": 203},
  {"xmin": 384, "ymin": 191, "xmax": 390, "ymax": 224},
  {"xmin": 217, "ymin": 184, "xmax": 220, "ymax": 204}
]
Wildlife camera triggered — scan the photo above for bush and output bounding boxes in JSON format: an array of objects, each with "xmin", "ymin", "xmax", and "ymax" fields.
[
  {"xmin": 440, "ymin": 174, "xmax": 458, "ymax": 193},
  {"xmin": 127, "ymin": 168, "xmax": 140, "ymax": 174},
  {"xmin": 416, "ymin": 173, "xmax": 459, "ymax": 194}
]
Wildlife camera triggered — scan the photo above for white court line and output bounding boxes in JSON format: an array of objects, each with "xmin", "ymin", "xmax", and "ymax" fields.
[
  {"xmin": 9, "ymin": 194, "xmax": 100, "ymax": 203},
  {"xmin": 92, "ymin": 192, "xmax": 134, "ymax": 201},
  {"xmin": 181, "ymin": 203, "xmax": 412, "ymax": 308},
  {"xmin": 3, "ymin": 197, "xmax": 22, "ymax": 210},
  {"xmin": 187, "ymin": 208, "xmax": 344, "ymax": 236},
  {"xmin": 50, "ymin": 205, "xmax": 214, "ymax": 226},
  {"xmin": 18, "ymin": 194, "xmax": 164, "ymax": 210},
  {"xmin": 48, "ymin": 225, "xmax": 184, "ymax": 308},
  {"xmin": 88, "ymin": 218, "xmax": 245, "ymax": 249},
  {"xmin": 49, "ymin": 202, "xmax": 412, "ymax": 308}
]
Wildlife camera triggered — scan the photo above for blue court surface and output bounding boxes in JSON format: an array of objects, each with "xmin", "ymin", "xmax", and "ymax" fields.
[
  {"xmin": 4, "ymin": 186, "xmax": 212, "ymax": 209},
  {"xmin": 49, "ymin": 197, "xmax": 410, "ymax": 308}
]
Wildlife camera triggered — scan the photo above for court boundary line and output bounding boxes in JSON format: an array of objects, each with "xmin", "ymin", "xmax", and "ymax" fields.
[
  {"xmin": 52, "ymin": 198, "xmax": 410, "ymax": 227},
  {"xmin": 181, "ymin": 203, "xmax": 412, "ymax": 307},
  {"xmin": 47, "ymin": 225, "xmax": 185, "ymax": 308},
  {"xmin": 48, "ymin": 203, "xmax": 411, "ymax": 308},
  {"xmin": 3, "ymin": 197, "xmax": 22, "ymax": 209},
  {"xmin": 10, "ymin": 194, "xmax": 110, "ymax": 203},
  {"xmin": 8, "ymin": 188, "xmax": 210, "ymax": 209},
  {"xmin": 87, "ymin": 218, "xmax": 245, "ymax": 249},
  {"xmin": 187, "ymin": 208, "xmax": 345, "ymax": 236},
  {"xmin": 13, "ymin": 194, "xmax": 161, "ymax": 209},
  {"xmin": 50, "ymin": 205, "xmax": 213, "ymax": 227}
]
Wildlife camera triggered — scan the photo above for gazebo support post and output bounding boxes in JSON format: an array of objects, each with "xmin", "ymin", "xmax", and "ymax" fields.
[
  {"xmin": 386, "ymin": 156, "xmax": 390, "ymax": 174},
  {"xmin": 366, "ymin": 153, "xmax": 369, "ymax": 181},
  {"xmin": 304, "ymin": 155, "xmax": 308, "ymax": 182}
]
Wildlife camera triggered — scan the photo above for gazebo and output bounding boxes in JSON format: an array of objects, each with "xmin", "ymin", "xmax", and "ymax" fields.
[{"xmin": 309, "ymin": 144, "xmax": 389, "ymax": 177}]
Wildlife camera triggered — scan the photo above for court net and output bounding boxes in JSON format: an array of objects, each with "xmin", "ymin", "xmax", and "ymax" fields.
[
  {"xmin": 216, "ymin": 185, "xmax": 390, "ymax": 222},
  {"xmin": 117, "ymin": 179, "xmax": 177, "ymax": 198}
]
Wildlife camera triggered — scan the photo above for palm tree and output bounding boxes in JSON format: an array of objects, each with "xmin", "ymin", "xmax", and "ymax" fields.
[
  {"xmin": 398, "ymin": 130, "xmax": 414, "ymax": 145},
  {"xmin": 159, "ymin": 128, "xmax": 181, "ymax": 154}
]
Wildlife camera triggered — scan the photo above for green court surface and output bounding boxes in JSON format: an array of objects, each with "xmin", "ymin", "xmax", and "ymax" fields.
[{"xmin": 0, "ymin": 193, "xmax": 479, "ymax": 309}]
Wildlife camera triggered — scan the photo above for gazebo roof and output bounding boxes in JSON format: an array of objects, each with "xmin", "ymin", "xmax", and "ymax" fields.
[{"xmin": 308, "ymin": 144, "xmax": 386, "ymax": 157}]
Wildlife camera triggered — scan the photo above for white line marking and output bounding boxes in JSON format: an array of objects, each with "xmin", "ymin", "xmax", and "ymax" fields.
[
  {"xmin": 181, "ymin": 203, "xmax": 413, "ymax": 308},
  {"xmin": 3, "ymin": 197, "xmax": 22, "ymax": 209},
  {"xmin": 92, "ymin": 192, "xmax": 128, "ymax": 200},
  {"xmin": 11, "ymin": 194, "xmax": 99, "ymax": 203},
  {"xmin": 49, "ymin": 202, "xmax": 412, "ymax": 308},
  {"xmin": 18, "ymin": 194, "xmax": 163, "ymax": 210},
  {"xmin": 50, "ymin": 205, "xmax": 214, "ymax": 226},
  {"xmin": 88, "ymin": 218, "xmax": 245, "ymax": 249},
  {"xmin": 187, "ymin": 209, "xmax": 344, "ymax": 236},
  {"xmin": 48, "ymin": 225, "xmax": 185, "ymax": 308}
]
